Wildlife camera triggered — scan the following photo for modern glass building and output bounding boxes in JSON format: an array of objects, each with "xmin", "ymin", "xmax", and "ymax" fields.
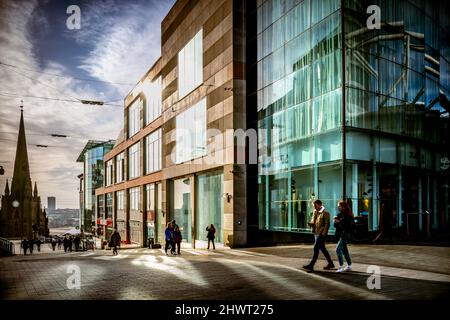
[
  {"xmin": 77, "ymin": 140, "xmax": 115, "ymax": 233},
  {"xmin": 255, "ymin": 0, "xmax": 450, "ymax": 237}
]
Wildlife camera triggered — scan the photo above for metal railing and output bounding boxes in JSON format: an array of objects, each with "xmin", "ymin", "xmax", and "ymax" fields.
[{"xmin": 0, "ymin": 237, "xmax": 16, "ymax": 256}]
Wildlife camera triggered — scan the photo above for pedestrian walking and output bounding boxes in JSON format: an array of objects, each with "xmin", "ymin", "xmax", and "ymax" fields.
[
  {"xmin": 110, "ymin": 229, "xmax": 121, "ymax": 255},
  {"xmin": 21, "ymin": 239, "xmax": 28, "ymax": 255},
  {"xmin": 36, "ymin": 238, "xmax": 42, "ymax": 252},
  {"xmin": 74, "ymin": 236, "xmax": 81, "ymax": 251},
  {"xmin": 174, "ymin": 226, "xmax": 182, "ymax": 255},
  {"xmin": 206, "ymin": 224, "xmax": 216, "ymax": 250},
  {"xmin": 334, "ymin": 201, "xmax": 354, "ymax": 272},
  {"xmin": 63, "ymin": 236, "xmax": 70, "ymax": 253},
  {"xmin": 57, "ymin": 237, "xmax": 62, "ymax": 250},
  {"xmin": 302, "ymin": 199, "xmax": 335, "ymax": 272},
  {"xmin": 164, "ymin": 222, "xmax": 176, "ymax": 256},
  {"xmin": 51, "ymin": 238, "xmax": 57, "ymax": 251},
  {"xmin": 28, "ymin": 238, "xmax": 34, "ymax": 254}
]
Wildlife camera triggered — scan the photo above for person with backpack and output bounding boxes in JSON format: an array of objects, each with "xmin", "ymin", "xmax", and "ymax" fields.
[
  {"xmin": 333, "ymin": 201, "xmax": 355, "ymax": 272},
  {"xmin": 206, "ymin": 224, "xmax": 216, "ymax": 250}
]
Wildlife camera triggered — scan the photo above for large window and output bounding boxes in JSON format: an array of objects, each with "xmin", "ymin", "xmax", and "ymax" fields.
[
  {"xmin": 171, "ymin": 178, "xmax": 192, "ymax": 243},
  {"xmin": 176, "ymin": 99, "xmax": 206, "ymax": 164},
  {"xmin": 144, "ymin": 77, "xmax": 162, "ymax": 125},
  {"xmin": 128, "ymin": 143, "xmax": 140, "ymax": 179},
  {"xmin": 116, "ymin": 190, "xmax": 125, "ymax": 211},
  {"xmin": 106, "ymin": 193, "xmax": 113, "ymax": 219},
  {"xmin": 178, "ymin": 29, "xmax": 203, "ymax": 98},
  {"xmin": 128, "ymin": 98, "xmax": 141, "ymax": 138},
  {"xmin": 115, "ymin": 152, "xmax": 125, "ymax": 183},
  {"xmin": 105, "ymin": 160, "xmax": 113, "ymax": 186},
  {"xmin": 145, "ymin": 129, "xmax": 162, "ymax": 174},
  {"xmin": 129, "ymin": 187, "xmax": 140, "ymax": 211},
  {"xmin": 196, "ymin": 171, "xmax": 223, "ymax": 243}
]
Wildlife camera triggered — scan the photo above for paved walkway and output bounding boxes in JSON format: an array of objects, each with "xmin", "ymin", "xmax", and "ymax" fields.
[{"xmin": 0, "ymin": 243, "xmax": 448, "ymax": 300}]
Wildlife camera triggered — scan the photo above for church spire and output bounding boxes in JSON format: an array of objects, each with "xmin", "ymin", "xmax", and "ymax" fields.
[
  {"xmin": 33, "ymin": 181, "xmax": 38, "ymax": 198},
  {"xmin": 4, "ymin": 179, "xmax": 9, "ymax": 196},
  {"xmin": 10, "ymin": 105, "xmax": 32, "ymax": 199}
]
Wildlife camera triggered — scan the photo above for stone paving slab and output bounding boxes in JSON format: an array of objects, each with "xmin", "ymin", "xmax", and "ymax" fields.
[{"xmin": 0, "ymin": 244, "xmax": 449, "ymax": 300}]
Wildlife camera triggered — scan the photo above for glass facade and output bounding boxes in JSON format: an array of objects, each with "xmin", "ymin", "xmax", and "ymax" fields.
[
  {"xmin": 82, "ymin": 142, "xmax": 113, "ymax": 233},
  {"xmin": 170, "ymin": 177, "xmax": 192, "ymax": 244},
  {"xmin": 196, "ymin": 171, "xmax": 224, "ymax": 243},
  {"xmin": 257, "ymin": 0, "xmax": 343, "ymax": 233},
  {"xmin": 257, "ymin": 0, "xmax": 450, "ymax": 234}
]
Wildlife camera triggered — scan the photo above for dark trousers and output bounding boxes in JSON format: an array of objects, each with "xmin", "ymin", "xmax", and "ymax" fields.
[
  {"xmin": 113, "ymin": 245, "xmax": 118, "ymax": 255},
  {"xmin": 165, "ymin": 240, "xmax": 175, "ymax": 253},
  {"xmin": 207, "ymin": 238, "xmax": 215, "ymax": 250},
  {"xmin": 310, "ymin": 235, "xmax": 333, "ymax": 266},
  {"xmin": 175, "ymin": 242, "xmax": 181, "ymax": 254}
]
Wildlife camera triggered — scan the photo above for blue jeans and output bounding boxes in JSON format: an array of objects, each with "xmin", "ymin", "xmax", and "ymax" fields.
[{"xmin": 336, "ymin": 233, "xmax": 352, "ymax": 266}]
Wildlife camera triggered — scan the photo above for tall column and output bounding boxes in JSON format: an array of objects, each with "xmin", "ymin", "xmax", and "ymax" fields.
[
  {"xmin": 371, "ymin": 163, "xmax": 378, "ymax": 231},
  {"xmin": 352, "ymin": 163, "xmax": 358, "ymax": 215}
]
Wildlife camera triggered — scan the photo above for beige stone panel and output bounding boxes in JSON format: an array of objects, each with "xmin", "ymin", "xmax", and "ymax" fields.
[
  {"xmin": 223, "ymin": 95, "xmax": 233, "ymax": 117},
  {"xmin": 203, "ymin": 13, "xmax": 232, "ymax": 51}
]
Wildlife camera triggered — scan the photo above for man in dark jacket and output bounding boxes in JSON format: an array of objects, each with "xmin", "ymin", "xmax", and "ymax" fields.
[
  {"xmin": 302, "ymin": 199, "xmax": 335, "ymax": 272},
  {"xmin": 110, "ymin": 230, "xmax": 121, "ymax": 255}
]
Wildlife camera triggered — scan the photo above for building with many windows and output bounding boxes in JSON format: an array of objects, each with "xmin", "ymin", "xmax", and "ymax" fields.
[
  {"xmin": 95, "ymin": 0, "xmax": 449, "ymax": 248},
  {"xmin": 77, "ymin": 140, "xmax": 115, "ymax": 234}
]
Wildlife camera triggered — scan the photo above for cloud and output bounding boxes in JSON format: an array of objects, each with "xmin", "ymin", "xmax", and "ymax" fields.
[
  {"xmin": 0, "ymin": 0, "xmax": 174, "ymax": 208},
  {"xmin": 75, "ymin": 0, "xmax": 175, "ymax": 95}
]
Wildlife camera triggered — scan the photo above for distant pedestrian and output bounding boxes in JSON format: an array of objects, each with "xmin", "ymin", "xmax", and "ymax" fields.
[
  {"xmin": 302, "ymin": 199, "xmax": 335, "ymax": 272},
  {"xmin": 174, "ymin": 226, "xmax": 182, "ymax": 255},
  {"xmin": 334, "ymin": 201, "xmax": 354, "ymax": 272},
  {"xmin": 171, "ymin": 220, "xmax": 179, "ymax": 230},
  {"xmin": 57, "ymin": 238, "xmax": 62, "ymax": 250},
  {"xmin": 164, "ymin": 222, "xmax": 175, "ymax": 256},
  {"xmin": 206, "ymin": 224, "xmax": 216, "ymax": 250},
  {"xmin": 74, "ymin": 236, "xmax": 81, "ymax": 251},
  {"xmin": 63, "ymin": 236, "xmax": 70, "ymax": 253},
  {"xmin": 51, "ymin": 238, "xmax": 57, "ymax": 251},
  {"xmin": 21, "ymin": 239, "xmax": 28, "ymax": 255},
  {"xmin": 373, "ymin": 202, "xmax": 394, "ymax": 244},
  {"xmin": 110, "ymin": 230, "xmax": 121, "ymax": 255},
  {"xmin": 36, "ymin": 239, "xmax": 42, "ymax": 252},
  {"xmin": 28, "ymin": 238, "xmax": 34, "ymax": 254},
  {"xmin": 68, "ymin": 236, "xmax": 73, "ymax": 252}
]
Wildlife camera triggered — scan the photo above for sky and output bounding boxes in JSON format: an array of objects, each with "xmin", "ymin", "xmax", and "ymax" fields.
[{"xmin": 0, "ymin": 0, "xmax": 175, "ymax": 209}]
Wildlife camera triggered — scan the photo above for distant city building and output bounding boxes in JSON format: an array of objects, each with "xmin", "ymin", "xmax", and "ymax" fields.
[
  {"xmin": 47, "ymin": 196, "xmax": 56, "ymax": 211},
  {"xmin": 77, "ymin": 140, "xmax": 115, "ymax": 234},
  {"xmin": 0, "ymin": 109, "xmax": 49, "ymax": 238}
]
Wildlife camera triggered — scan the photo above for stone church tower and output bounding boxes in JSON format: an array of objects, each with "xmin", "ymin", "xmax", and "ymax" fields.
[{"xmin": 0, "ymin": 108, "xmax": 49, "ymax": 239}]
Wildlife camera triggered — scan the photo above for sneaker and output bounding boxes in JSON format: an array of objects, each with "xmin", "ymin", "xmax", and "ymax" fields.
[
  {"xmin": 336, "ymin": 266, "xmax": 345, "ymax": 273},
  {"xmin": 323, "ymin": 263, "xmax": 335, "ymax": 270},
  {"xmin": 344, "ymin": 264, "xmax": 352, "ymax": 272},
  {"xmin": 302, "ymin": 264, "xmax": 314, "ymax": 272}
]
